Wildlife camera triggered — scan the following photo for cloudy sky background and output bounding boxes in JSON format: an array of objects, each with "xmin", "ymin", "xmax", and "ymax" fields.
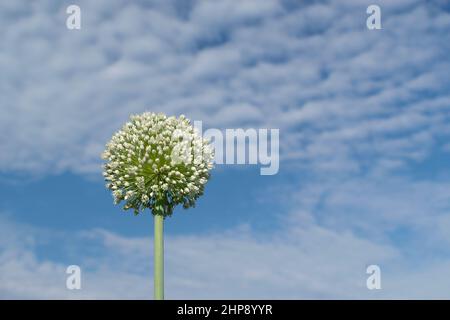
[{"xmin": 1, "ymin": 0, "xmax": 450, "ymax": 298}]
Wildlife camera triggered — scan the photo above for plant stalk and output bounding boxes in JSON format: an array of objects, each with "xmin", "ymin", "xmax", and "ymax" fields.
[{"xmin": 154, "ymin": 214, "xmax": 164, "ymax": 300}]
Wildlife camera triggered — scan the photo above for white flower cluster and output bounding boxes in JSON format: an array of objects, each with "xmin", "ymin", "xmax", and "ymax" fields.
[{"xmin": 102, "ymin": 112, "xmax": 214, "ymax": 216}]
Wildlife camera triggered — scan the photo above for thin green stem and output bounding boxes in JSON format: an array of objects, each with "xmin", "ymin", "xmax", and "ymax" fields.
[{"xmin": 154, "ymin": 214, "xmax": 164, "ymax": 300}]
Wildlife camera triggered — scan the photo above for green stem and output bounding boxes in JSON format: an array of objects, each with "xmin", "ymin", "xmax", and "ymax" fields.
[{"xmin": 154, "ymin": 214, "xmax": 164, "ymax": 300}]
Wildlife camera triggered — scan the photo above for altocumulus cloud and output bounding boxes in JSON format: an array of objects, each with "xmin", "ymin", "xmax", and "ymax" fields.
[
  {"xmin": 0, "ymin": 0, "xmax": 449, "ymax": 175},
  {"xmin": 1, "ymin": 0, "xmax": 450, "ymax": 299}
]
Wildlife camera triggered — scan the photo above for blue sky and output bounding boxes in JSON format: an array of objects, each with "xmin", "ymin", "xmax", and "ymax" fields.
[{"xmin": 1, "ymin": 0, "xmax": 450, "ymax": 299}]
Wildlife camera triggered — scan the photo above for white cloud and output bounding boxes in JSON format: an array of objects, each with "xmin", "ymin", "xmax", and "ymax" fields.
[
  {"xmin": 2, "ymin": 172, "xmax": 450, "ymax": 299},
  {"xmin": 0, "ymin": 213, "xmax": 396, "ymax": 299},
  {"xmin": 0, "ymin": 0, "xmax": 449, "ymax": 176},
  {"xmin": 1, "ymin": 0, "xmax": 450, "ymax": 300}
]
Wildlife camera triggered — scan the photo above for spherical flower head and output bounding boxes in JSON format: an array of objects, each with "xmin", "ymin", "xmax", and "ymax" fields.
[{"xmin": 102, "ymin": 112, "xmax": 214, "ymax": 216}]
